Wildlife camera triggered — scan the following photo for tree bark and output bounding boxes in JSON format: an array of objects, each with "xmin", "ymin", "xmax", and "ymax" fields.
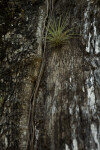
[{"xmin": 0, "ymin": 0, "xmax": 100, "ymax": 150}]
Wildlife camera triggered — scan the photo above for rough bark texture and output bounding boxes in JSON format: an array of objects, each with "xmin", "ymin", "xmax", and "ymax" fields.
[{"xmin": 0, "ymin": 0, "xmax": 100, "ymax": 150}]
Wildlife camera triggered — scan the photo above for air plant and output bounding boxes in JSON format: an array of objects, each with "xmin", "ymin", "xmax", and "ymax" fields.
[{"xmin": 47, "ymin": 16, "xmax": 75, "ymax": 48}]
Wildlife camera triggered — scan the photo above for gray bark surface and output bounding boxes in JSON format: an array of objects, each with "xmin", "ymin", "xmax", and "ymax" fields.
[{"xmin": 0, "ymin": 0, "xmax": 100, "ymax": 150}]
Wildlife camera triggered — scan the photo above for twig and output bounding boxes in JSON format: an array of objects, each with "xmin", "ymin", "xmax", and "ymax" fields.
[{"xmin": 26, "ymin": 0, "xmax": 49, "ymax": 149}]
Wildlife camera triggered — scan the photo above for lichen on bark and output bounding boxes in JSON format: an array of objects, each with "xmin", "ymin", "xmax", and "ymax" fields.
[{"xmin": 0, "ymin": 0, "xmax": 100, "ymax": 150}]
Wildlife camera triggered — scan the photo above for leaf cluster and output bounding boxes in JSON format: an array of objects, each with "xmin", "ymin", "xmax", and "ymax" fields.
[{"xmin": 47, "ymin": 16, "xmax": 74, "ymax": 48}]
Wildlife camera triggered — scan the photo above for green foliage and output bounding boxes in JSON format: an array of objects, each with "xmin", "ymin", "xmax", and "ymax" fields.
[{"xmin": 47, "ymin": 16, "xmax": 74, "ymax": 48}]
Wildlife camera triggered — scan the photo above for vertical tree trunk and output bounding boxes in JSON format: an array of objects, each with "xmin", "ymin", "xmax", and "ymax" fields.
[{"xmin": 0, "ymin": 0, "xmax": 100, "ymax": 150}]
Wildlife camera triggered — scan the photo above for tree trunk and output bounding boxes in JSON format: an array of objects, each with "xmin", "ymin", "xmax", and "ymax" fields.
[{"xmin": 0, "ymin": 0, "xmax": 100, "ymax": 150}]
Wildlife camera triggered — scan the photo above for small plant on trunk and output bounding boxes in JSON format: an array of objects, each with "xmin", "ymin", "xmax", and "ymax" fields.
[{"xmin": 47, "ymin": 16, "xmax": 75, "ymax": 48}]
